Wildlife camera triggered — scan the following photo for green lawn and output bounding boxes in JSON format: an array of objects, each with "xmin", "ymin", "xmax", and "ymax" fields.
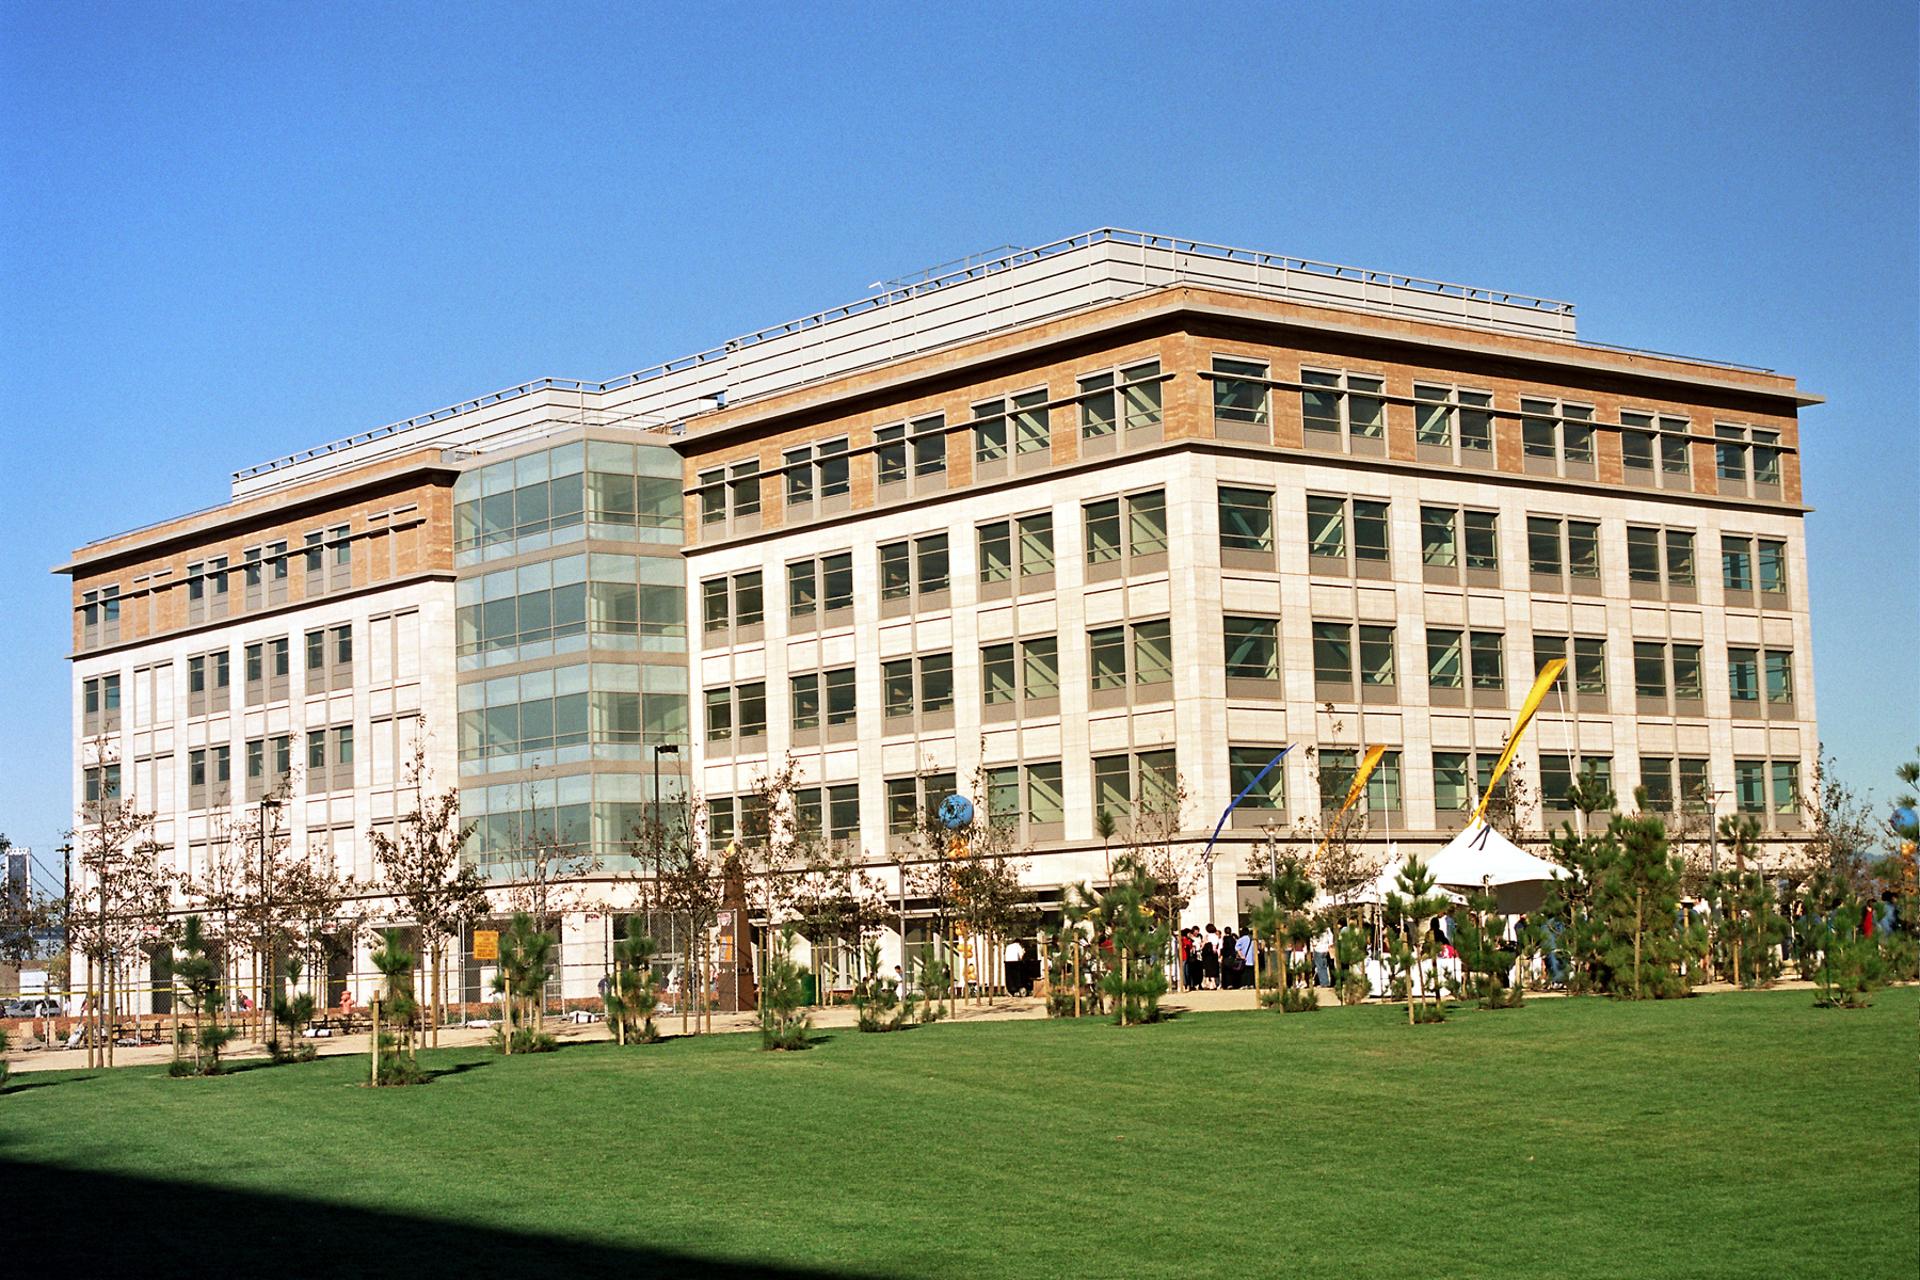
[{"xmin": 4, "ymin": 989, "xmax": 1915, "ymax": 1279}]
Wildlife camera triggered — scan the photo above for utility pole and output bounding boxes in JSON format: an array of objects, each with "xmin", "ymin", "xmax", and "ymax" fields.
[{"xmin": 258, "ymin": 796, "xmax": 281, "ymax": 1052}]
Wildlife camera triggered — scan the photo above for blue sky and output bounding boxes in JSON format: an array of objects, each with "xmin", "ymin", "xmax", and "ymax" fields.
[{"xmin": 2, "ymin": 3, "xmax": 1914, "ymax": 885}]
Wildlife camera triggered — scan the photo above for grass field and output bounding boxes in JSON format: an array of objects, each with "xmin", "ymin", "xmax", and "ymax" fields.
[{"xmin": 3, "ymin": 988, "xmax": 1914, "ymax": 1279}]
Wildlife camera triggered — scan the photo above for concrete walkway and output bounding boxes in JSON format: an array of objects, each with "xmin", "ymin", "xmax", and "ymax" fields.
[{"xmin": 0, "ymin": 977, "xmax": 1833, "ymax": 1076}]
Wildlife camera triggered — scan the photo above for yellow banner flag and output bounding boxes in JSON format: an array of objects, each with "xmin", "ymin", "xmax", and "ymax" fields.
[
  {"xmin": 1317, "ymin": 744, "xmax": 1387, "ymax": 857},
  {"xmin": 1469, "ymin": 658, "xmax": 1567, "ymax": 823}
]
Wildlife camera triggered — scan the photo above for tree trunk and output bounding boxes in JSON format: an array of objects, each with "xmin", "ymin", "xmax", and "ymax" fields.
[{"xmin": 1633, "ymin": 888, "xmax": 1645, "ymax": 1001}]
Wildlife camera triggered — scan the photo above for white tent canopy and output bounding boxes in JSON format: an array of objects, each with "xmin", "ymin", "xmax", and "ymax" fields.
[
  {"xmin": 1424, "ymin": 820, "xmax": 1567, "ymax": 889},
  {"xmin": 1329, "ymin": 822, "xmax": 1565, "ymax": 912}
]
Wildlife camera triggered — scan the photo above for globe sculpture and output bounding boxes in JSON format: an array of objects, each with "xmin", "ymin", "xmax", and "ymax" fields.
[{"xmin": 938, "ymin": 793, "xmax": 974, "ymax": 831}]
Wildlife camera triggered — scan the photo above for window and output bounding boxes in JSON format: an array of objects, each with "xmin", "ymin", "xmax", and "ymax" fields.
[
  {"xmin": 1426, "ymin": 630, "xmax": 1503, "ymax": 701},
  {"xmin": 1540, "ymin": 754, "xmax": 1612, "ymax": 810},
  {"xmin": 885, "ymin": 773, "xmax": 956, "ymax": 839},
  {"xmin": 1223, "ymin": 617, "xmax": 1279, "ymax": 682},
  {"xmin": 1433, "ymin": 752, "xmax": 1473, "ymax": 815},
  {"xmin": 981, "ymin": 513, "xmax": 1055, "ymax": 591},
  {"xmin": 82, "ymin": 674, "xmax": 123, "ymax": 734},
  {"xmin": 700, "ymin": 570, "xmax": 764, "ymax": 641},
  {"xmin": 791, "ymin": 673, "xmax": 821, "ymax": 732},
  {"xmin": 1765, "ymin": 649, "xmax": 1794, "ymax": 706},
  {"xmin": 881, "ymin": 654, "xmax": 954, "ymax": 726},
  {"xmin": 1090, "ymin": 750, "xmax": 1178, "ymax": 825},
  {"xmin": 781, "ymin": 439, "xmax": 851, "ymax": 513},
  {"xmin": 1535, "ymin": 635, "xmax": 1607, "ymax": 702},
  {"xmin": 1421, "ymin": 506, "xmax": 1498, "ymax": 580},
  {"xmin": 1411, "ymin": 384, "xmax": 1495, "ymax": 461},
  {"xmin": 1212, "ymin": 357, "xmax": 1269, "ymax": 436},
  {"xmin": 1081, "ymin": 360, "xmax": 1164, "ymax": 446},
  {"xmin": 1313, "ymin": 622, "xmax": 1395, "ymax": 695},
  {"xmin": 1083, "ymin": 490, "xmax": 1167, "ymax": 575},
  {"xmin": 1087, "ymin": 621, "xmax": 1173, "ymax": 700},
  {"xmin": 1228, "ymin": 747, "xmax": 1287, "ymax": 812},
  {"xmin": 1627, "ymin": 526, "xmax": 1696, "ymax": 598},
  {"xmin": 1721, "ymin": 535, "xmax": 1754, "ymax": 593},
  {"xmin": 1757, "ymin": 540, "xmax": 1787, "ymax": 597},
  {"xmin": 1299, "ymin": 369, "xmax": 1385, "ymax": 450},
  {"xmin": 785, "ymin": 553, "xmax": 854, "ymax": 625},
  {"xmin": 988, "ymin": 637, "xmax": 1062, "ymax": 712},
  {"xmin": 1526, "ymin": 516, "xmax": 1599, "ymax": 590},
  {"xmin": 703, "ymin": 682, "xmax": 766, "ymax": 750},
  {"xmin": 911, "ymin": 415, "xmax": 946, "ymax": 479},
  {"xmin": 879, "ymin": 535, "xmax": 950, "ymax": 609},
  {"xmin": 1520, "ymin": 397, "xmax": 1596, "ymax": 475},
  {"xmin": 1714, "ymin": 425, "xmax": 1781, "ymax": 495},
  {"xmin": 1307, "ymin": 495, "xmax": 1389, "ymax": 574},
  {"xmin": 972, "ymin": 389, "xmax": 1050, "ymax": 471},
  {"xmin": 79, "ymin": 584, "xmax": 123, "ymax": 648},
  {"xmin": 1620, "ymin": 412, "xmax": 1692, "ymax": 488},
  {"xmin": 1728, "ymin": 648, "xmax": 1760, "ymax": 705},
  {"xmin": 1218, "ymin": 486, "xmax": 1275, "ymax": 555},
  {"xmin": 1633, "ymin": 642, "xmax": 1704, "ymax": 709}
]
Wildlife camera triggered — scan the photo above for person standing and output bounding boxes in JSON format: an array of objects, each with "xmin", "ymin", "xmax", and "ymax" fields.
[
  {"xmin": 1234, "ymin": 927, "xmax": 1255, "ymax": 989},
  {"xmin": 1203, "ymin": 925, "xmax": 1222, "ymax": 989},
  {"xmin": 1220, "ymin": 926, "xmax": 1241, "ymax": 989}
]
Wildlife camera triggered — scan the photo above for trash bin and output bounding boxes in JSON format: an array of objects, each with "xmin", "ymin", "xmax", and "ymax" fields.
[{"xmin": 800, "ymin": 972, "xmax": 817, "ymax": 1006}]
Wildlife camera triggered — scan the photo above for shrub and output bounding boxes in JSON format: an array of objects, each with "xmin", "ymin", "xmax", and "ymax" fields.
[
  {"xmin": 605, "ymin": 916, "xmax": 662, "ymax": 1045},
  {"xmin": 916, "ymin": 953, "xmax": 950, "ymax": 1024},
  {"xmin": 852, "ymin": 941, "xmax": 914, "ymax": 1032}
]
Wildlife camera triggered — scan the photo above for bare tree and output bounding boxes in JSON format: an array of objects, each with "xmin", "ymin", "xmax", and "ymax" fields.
[
  {"xmin": 0, "ymin": 833, "xmax": 62, "ymax": 969},
  {"xmin": 68, "ymin": 798, "xmax": 176, "ymax": 1067},
  {"xmin": 1791, "ymin": 747, "xmax": 1884, "ymax": 891},
  {"xmin": 739, "ymin": 756, "xmax": 820, "ymax": 978},
  {"xmin": 367, "ymin": 741, "xmax": 489, "ymax": 1048},
  {"xmin": 644, "ymin": 791, "xmax": 719, "ymax": 1034}
]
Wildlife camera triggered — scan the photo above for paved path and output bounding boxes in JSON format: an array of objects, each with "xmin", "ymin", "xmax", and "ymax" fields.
[{"xmin": 0, "ymin": 978, "xmax": 1831, "ymax": 1076}]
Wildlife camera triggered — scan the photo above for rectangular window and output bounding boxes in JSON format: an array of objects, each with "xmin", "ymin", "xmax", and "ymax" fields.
[
  {"xmin": 1765, "ymin": 650, "xmax": 1793, "ymax": 704},
  {"xmin": 1028, "ymin": 763, "xmax": 1064, "ymax": 826},
  {"xmin": 883, "ymin": 660, "xmax": 915, "ymax": 720},
  {"xmin": 978, "ymin": 522, "xmax": 1012, "ymax": 584},
  {"xmin": 1468, "ymin": 632, "xmax": 1504, "ymax": 691},
  {"xmin": 1121, "ymin": 361, "xmax": 1162, "ymax": 430},
  {"xmin": 1421, "ymin": 507, "xmax": 1458, "ymax": 567},
  {"xmin": 917, "ymin": 534, "xmax": 949, "ymax": 595},
  {"xmin": 1634, "ymin": 642, "xmax": 1669, "ymax": 699},
  {"xmin": 1127, "ymin": 490, "xmax": 1168, "ymax": 557},
  {"xmin": 1757, "ymin": 540, "xmax": 1787, "ymax": 595},
  {"xmin": 878, "ymin": 423, "xmax": 909, "ymax": 484},
  {"xmin": 910, "ymin": 415, "xmax": 945, "ymax": 478},
  {"xmin": 880, "ymin": 541, "xmax": 912, "ymax": 601},
  {"xmin": 1218, "ymin": 487, "xmax": 1275, "ymax": 553},
  {"xmin": 1353, "ymin": 501, "xmax": 1389, "ymax": 563},
  {"xmin": 1672, "ymin": 645, "xmax": 1703, "ymax": 701},
  {"xmin": 1627, "ymin": 526, "xmax": 1661, "ymax": 584},
  {"xmin": 1018, "ymin": 515, "xmax": 1054, "ymax": 578},
  {"xmin": 1722, "ymin": 536, "xmax": 1754, "ymax": 591},
  {"xmin": 1463, "ymin": 511, "xmax": 1498, "ymax": 571},
  {"xmin": 704, "ymin": 687, "xmax": 732, "ymax": 742},
  {"xmin": 1666, "ymin": 531, "xmax": 1696, "ymax": 588},
  {"xmin": 918, "ymin": 652, "xmax": 953, "ymax": 714},
  {"xmin": 1229, "ymin": 747, "xmax": 1286, "ymax": 810},
  {"xmin": 787, "ymin": 560, "xmax": 817, "ymax": 616},
  {"xmin": 736, "ymin": 683, "xmax": 766, "ymax": 739},
  {"xmin": 1084, "ymin": 500, "xmax": 1121, "ymax": 565},
  {"xmin": 1212, "ymin": 357, "xmax": 1270, "ymax": 426},
  {"xmin": 1131, "ymin": 620, "xmax": 1173, "ymax": 687},
  {"xmin": 1307, "ymin": 496, "xmax": 1346, "ymax": 561},
  {"xmin": 1728, "ymin": 648, "xmax": 1760, "ymax": 703},
  {"xmin": 791, "ymin": 674, "xmax": 821, "ymax": 732},
  {"xmin": 821, "ymin": 553, "xmax": 853, "ymax": 612},
  {"xmin": 1092, "ymin": 754, "xmax": 1131, "ymax": 822},
  {"xmin": 1089, "ymin": 627, "xmax": 1127, "ymax": 691},
  {"xmin": 1078, "ymin": 371, "xmax": 1116, "ymax": 438},
  {"xmin": 1223, "ymin": 617, "xmax": 1279, "ymax": 680},
  {"xmin": 1427, "ymin": 629, "xmax": 1464, "ymax": 689},
  {"xmin": 1528, "ymin": 517, "xmax": 1563, "ymax": 577},
  {"xmin": 825, "ymin": 667, "xmax": 856, "ymax": 726},
  {"xmin": 1434, "ymin": 752, "xmax": 1471, "ymax": 813},
  {"xmin": 1023, "ymin": 637, "xmax": 1060, "ymax": 700},
  {"xmin": 1313, "ymin": 623, "xmax": 1352, "ymax": 688},
  {"xmin": 1733, "ymin": 759, "xmax": 1766, "ymax": 814},
  {"xmin": 1771, "ymin": 759, "xmax": 1799, "ymax": 814},
  {"xmin": 982, "ymin": 645, "xmax": 1016, "ymax": 706},
  {"xmin": 1358, "ymin": 625, "xmax": 1396, "ymax": 687}
]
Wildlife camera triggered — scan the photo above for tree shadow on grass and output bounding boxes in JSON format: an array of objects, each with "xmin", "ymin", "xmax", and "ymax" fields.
[
  {"xmin": 0, "ymin": 1075, "xmax": 87, "ymax": 1095},
  {"xmin": 0, "ymin": 1157, "xmax": 866, "ymax": 1279}
]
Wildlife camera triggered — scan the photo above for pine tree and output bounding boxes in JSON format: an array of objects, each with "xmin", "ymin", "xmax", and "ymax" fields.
[
  {"xmin": 1385, "ymin": 857, "xmax": 1449, "ymax": 1024},
  {"xmin": 1098, "ymin": 858, "xmax": 1169, "ymax": 1027},
  {"xmin": 605, "ymin": 916, "xmax": 661, "ymax": 1045},
  {"xmin": 369, "ymin": 928, "xmax": 425, "ymax": 1085},
  {"xmin": 1454, "ymin": 884, "xmax": 1521, "ymax": 1009},
  {"xmin": 270, "ymin": 955, "xmax": 318, "ymax": 1063},
  {"xmin": 1593, "ymin": 812, "xmax": 1688, "ymax": 1000},
  {"xmin": 1254, "ymin": 858, "xmax": 1318, "ymax": 1012},
  {"xmin": 492, "ymin": 912, "xmax": 557, "ymax": 1053},
  {"xmin": 170, "ymin": 914, "xmax": 235, "ymax": 1076},
  {"xmin": 852, "ymin": 940, "xmax": 915, "ymax": 1032},
  {"xmin": 758, "ymin": 925, "xmax": 812, "ymax": 1049},
  {"xmin": 1331, "ymin": 926, "xmax": 1371, "ymax": 1005}
]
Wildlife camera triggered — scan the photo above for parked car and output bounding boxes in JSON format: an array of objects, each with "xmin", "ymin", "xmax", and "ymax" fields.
[{"xmin": 2, "ymin": 996, "xmax": 59, "ymax": 1019}]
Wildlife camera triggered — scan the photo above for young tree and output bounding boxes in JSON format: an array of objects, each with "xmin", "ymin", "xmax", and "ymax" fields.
[
  {"xmin": 645, "ymin": 792, "xmax": 719, "ymax": 1034},
  {"xmin": 604, "ymin": 914, "xmax": 662, "ymax": 1045},
  {"xmin": 369, "ymin": 928, "xmax": 424, "ymax": 1085},
  {"xmin": 1097, "ymin": 857, "xmax": 1170, "ymax": 1027},
  {"xmin": 1793, "ymin": 748, "xmax": 1885, "ymax": 891},
  {"xmin": 1252, "ymin": 858, "xmax": 1317, "ymax": 1013},
  {"xmin": 170, "ymin": 913, "xmax": 235, "ymax": 1076},
  {"xmin": 493, "ymin": 911, "xmax": 558, "ymax": 1053},
  {"xmin": 0, "ymin": 833, "xmax": 62, "ymax": 970},
  {"xmin": 758, "ymin": 925, "xmax": 811, "ymax": 1049},
  {"xmin": 791, "ymin": 846, "xmax": 891, "ymax": 1004},
  {"xmin": 1593, "ymin": 811, "xmax": 1688, "ymax": 1000},
  {"xmin": 367, "ymin": 744, "xmax": 488, "ymax": 1049},
  {"xmin": 851, "ymin": 939, "xmax": 915, "ymax": 1031},
  {"xmin": 1452, "ymin": 884, "xmax": 1520, "ymax": 1009},
  {"xmin": 1330, "ymin": 925, "xmax": 1371, "ymax": 1005},
  {"xmin": 1384, "ymin": 857, "xmax": 1449, "ymax": 1024},
  {"xmin": 270, "ymin": 956, "xmax": 318, "ymax": 1062},
  {"xmin": 68, "ymin": 797, "xmax": 176, "ymax": 1068}
]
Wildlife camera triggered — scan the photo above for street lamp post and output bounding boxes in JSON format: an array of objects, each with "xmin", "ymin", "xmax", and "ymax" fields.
[
  {"xmin": 258, "ymin": 796, "xmax": 282, "ymax": 1051},
  {"xmin": 650, "ymin": 741, "xmax": 679, "ymax": 992}
]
